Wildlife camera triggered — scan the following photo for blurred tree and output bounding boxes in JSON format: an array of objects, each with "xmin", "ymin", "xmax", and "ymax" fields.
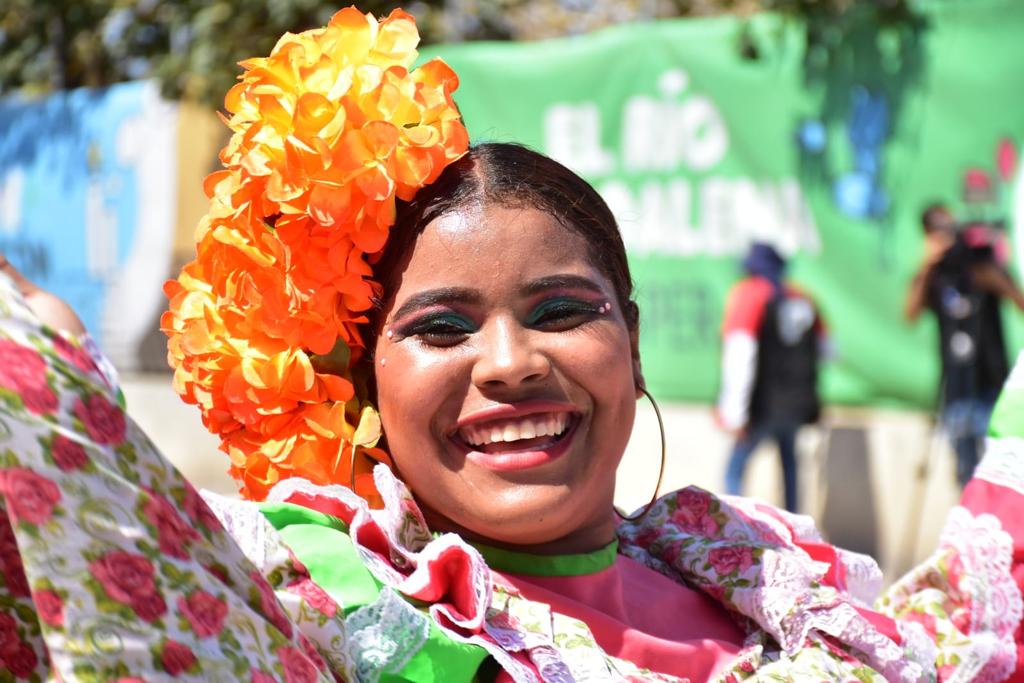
[
  {"xmin": 0, "ymin": 0, "xmax": 440, "ymax": 105},
  {"xmin": 0, "ymin": 0, "xmax": 918, "ymax": 107},
  {"xmin": 134, "ymin": 0, "xmax": 450, "ymax": 105},
  {"xmin": 435, "ymin": 0, "xmax": 759, "ymax": 42},
  {"xmin": 0, "ymin": 0, "xmax": 123, "ymax": 92}
]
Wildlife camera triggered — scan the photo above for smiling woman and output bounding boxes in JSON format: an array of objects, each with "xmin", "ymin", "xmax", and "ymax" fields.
[
  {"xmin": 0, "ymin": 7, "xmax": 1023, "ymax": 683},
  {"xmin": 372, "ymin": 146, "xmax": 640, "ymax": 556}
]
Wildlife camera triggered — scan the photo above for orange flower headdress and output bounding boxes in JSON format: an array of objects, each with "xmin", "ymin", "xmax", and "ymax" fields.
[{"xmin": 162, "ymin": 7, "xmax": 468, "ymax": 503}]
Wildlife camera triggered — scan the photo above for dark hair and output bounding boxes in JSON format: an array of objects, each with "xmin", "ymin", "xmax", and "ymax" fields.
[
  {"xmin": 371, "ymin": 142, "xmax": 639, "ymax": 330},
  {"xmin": 921, "ymin": 202, "xmax": 950, "ymax": 233}
]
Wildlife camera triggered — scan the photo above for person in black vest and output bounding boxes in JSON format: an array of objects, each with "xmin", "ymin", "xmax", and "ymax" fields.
[
  {"xmin": 905, "ymin": 203, "xmax": 1024, "ymax": 486},
  {"xmin": 717, "ymin": 243, "xmax": 825, "ymax": 512}
]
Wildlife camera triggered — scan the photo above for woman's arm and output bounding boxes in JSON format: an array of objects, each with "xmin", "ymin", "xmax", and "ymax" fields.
[
  {"xmin": 0, "ymin": 253, "xmax": 86, "ymax": 336},
  {"xmin": 0, "ymin": 268, "xmax": 343, "ymax": 682}
]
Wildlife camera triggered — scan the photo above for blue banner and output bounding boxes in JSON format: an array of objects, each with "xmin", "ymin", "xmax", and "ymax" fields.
[{"xmin": 0, "ymin": 81, "xmax": 179, "ymax": 369}]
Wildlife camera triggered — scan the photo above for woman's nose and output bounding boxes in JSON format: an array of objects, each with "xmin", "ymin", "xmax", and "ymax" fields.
[{"xmin": 470, "ymin": 317, "xmax": 550, "ymax": 389}]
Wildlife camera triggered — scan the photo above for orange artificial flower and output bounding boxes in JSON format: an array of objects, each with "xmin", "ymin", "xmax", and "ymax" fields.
[{"xmin": 164, "ymin": 7, "xmax": 468, "ymax": 502}]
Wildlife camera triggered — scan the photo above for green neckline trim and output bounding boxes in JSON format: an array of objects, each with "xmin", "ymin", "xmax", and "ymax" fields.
[
  {"xmin": 259, "ymin": 501, "xmax": 620, "ymax": 578},
  {"xmin": 470, "ymin": 539, "xmax": 618, "ymax": 577}
]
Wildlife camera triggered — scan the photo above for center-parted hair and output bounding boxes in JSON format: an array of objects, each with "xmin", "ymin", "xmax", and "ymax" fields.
[{"xmin": 372, "ymin": 142, "xmax": 639, "ymax": 331}]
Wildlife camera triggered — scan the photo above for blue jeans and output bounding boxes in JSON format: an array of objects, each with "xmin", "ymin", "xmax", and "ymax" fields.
[
  {"xmin": 942, "ymin": 395, "xmax": 997, "ymax": 487},
  {"xmin": 725, "ymin": 421, "xmax": 800, "ymax": 512}
]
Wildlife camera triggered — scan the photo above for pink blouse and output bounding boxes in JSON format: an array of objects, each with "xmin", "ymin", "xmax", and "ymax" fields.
[{"xmin": 492, "ymin": 553, "xmax": 746, "ymax": 681}]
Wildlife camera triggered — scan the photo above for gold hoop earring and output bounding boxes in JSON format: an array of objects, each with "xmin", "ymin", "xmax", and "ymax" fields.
[{"xmin": 617, "ymin": 387, "xmax": 667, "ymax": 522}]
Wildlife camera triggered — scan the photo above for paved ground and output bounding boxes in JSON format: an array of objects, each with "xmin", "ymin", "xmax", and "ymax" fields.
[{"xmin": 122, "ymin": 374, "xmax": 961, "ymax": 582}]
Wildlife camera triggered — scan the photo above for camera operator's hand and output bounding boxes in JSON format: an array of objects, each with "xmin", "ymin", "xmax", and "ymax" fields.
[
  {"xmin": 0, "ymin": 252, "xmax": 87, "ymax": 336},
  {"xmin": 922, "ymin": 230, "xmax": 954, "ymax": 269},
  {"xmin": 905, "ymin": 231, "xmax": 955, "ymax": 322}
]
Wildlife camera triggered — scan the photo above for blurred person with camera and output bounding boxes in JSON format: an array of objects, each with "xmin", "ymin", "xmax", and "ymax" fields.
[{"xmin": 905, "ymin": 202, "xmax": 1024, "ymax": 486}]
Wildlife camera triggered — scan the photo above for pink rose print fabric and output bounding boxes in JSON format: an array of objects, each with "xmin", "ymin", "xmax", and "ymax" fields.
[
  {"xmin": 0, "ymin": 274, "xmax": 341, "ymax": 682},
  {"xmin": 73, "ymin": 392, "xmax": 126, "ymax": 445},
  {"xmin": 0, "ymin": 338, "xmax": 58, "ymax": 415},
  {"xmin": 177, "ymin": 590, "xmax": 228, "ymax": 638}
]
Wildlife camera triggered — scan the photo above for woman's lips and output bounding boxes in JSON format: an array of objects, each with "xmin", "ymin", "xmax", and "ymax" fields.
[
  {"xmin": 459, "ymin": 412, "xmax": 570, "ymax": 447},
  {"xmin": 462, "ymin": 418, "xmax": 578, "ymax": 472},
  {"xmin": 451, "ymin": 401, "xmax": 580, "ymax": 472}
]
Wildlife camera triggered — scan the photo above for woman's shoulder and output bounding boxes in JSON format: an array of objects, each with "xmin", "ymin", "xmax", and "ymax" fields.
[{"xmin": 616, "ymin": 487, "xmax": 928, "ymax": 679}]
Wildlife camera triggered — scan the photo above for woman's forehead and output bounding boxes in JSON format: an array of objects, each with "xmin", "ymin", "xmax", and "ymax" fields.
[{"xmin": 396, "ymin": 204, "xmax": 605, "ymax": 289}]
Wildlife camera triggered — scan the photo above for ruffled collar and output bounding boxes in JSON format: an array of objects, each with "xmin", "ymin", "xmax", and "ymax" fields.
[{"xmin": 261, "ymin": 465, "xmax": 926, "ymax": 682}]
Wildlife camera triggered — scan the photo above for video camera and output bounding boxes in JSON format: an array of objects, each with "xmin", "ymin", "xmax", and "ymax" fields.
[{"xmin": 935, "ymin": 218, "xmax": 1006, "ymax": 283}]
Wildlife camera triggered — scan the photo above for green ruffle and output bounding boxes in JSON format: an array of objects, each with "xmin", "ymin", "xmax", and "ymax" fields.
[
  {"xmin": 260, "ymin": 502, "xmax": 489, "ymax": 683},
  {"xmin": 988, "ymin": 359, "xmax": 1024, "ymax": 439}
]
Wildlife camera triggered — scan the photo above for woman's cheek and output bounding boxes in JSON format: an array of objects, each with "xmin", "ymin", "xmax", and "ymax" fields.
[
  {"xmin": 564, "ymin": 331, "xmax": 633, "ymax": 374},
  {"xmin": 377, "ymin": 346, "xmax": 465, "ymax": 436}
]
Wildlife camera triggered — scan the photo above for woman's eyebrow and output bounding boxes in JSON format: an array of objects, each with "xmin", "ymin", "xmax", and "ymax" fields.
[
  {"xmin": 521, "ymin": 274, "xmax": 606, "ymax": 297},
  {"xmin": 391, "ymin": 287, "xmax": 482, "ymax": 320}
]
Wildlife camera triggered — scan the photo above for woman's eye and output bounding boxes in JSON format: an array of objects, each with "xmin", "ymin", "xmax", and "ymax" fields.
[
  {"xmin": 403, "ymin": 315, "xmax": 475, "ymax": 347},
  {"xmin": 527, "ymin": 299, "xmax": 601, "ymax": 330}
]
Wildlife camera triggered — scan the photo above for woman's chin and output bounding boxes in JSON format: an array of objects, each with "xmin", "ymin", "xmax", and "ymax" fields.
[
  {"xmin": 429, "ymin": 492, "xmax": 612, "ymax": 552},
  {"xmin": 407, "ymin": 422, "xmax": 622, "ymax": 552}
]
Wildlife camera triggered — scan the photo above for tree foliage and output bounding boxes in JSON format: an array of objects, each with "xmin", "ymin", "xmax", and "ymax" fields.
[
  {"xmin": 0, "ymin": 0, "xmax": 919, "ymax": 107},
  {"xmin": 0, "ymin": 0, "xmax": 434, "ymax": 105}
]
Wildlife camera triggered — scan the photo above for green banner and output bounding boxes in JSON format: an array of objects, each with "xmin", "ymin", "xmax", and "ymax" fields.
[{"xmin": 424, "ymin": 0, "xmax": 1024, "ymax": 408}]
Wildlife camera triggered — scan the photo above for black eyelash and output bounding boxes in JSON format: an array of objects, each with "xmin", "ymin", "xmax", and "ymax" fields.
[
  {"xmin": 395, "ymin": 313, "xmax": 475, "ymax": 347},
  {"xmin": 528, "ymin": 299, "xmax": 602, "ymax": 327},
  {"xmin": 405, "ymin": 320, "xmax": 471, "ymax": 336}
]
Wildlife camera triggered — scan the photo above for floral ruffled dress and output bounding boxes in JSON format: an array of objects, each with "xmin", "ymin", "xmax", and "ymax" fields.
[{"xmin": 0, "ymin": 271, "xmax": 1022, "ymax": 682}]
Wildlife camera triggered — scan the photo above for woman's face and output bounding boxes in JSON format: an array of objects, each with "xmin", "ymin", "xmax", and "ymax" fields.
[{"xmin": 373, "ymin": 203, "xmax": 640, "ymax": 553}]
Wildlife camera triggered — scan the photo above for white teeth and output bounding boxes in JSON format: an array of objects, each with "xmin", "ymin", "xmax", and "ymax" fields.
[{"xmin": 459, "ymin": 414, "xmax": 570, "ymax": 447}]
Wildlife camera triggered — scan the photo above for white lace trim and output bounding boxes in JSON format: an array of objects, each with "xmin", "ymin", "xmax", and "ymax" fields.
[
  {"xmin": 437, "ymin": 621, "xmax": 542, "ymax": 683},
  {"xmin": 717, "ymin": 495, "xmax": 796, "ymax": 546},
  {"xmin": 265, "ymin": 476, "xmax": 363, "ymax": 514},
  {"xmin": 836, "ymin": 547, "xmax": 885, "ymax": 607},
  {"xmin": 774, "ymin": 508, "xmax": 825, "ymax": 544},
  {"xmin": 347, "ymin": 588, "xmax": 431, "ymax": 683},
  {"xmin": 200, "ymin": 490, "xmax": 270, "ymax": 568},
  {"xmin": 729, "ymin": 497, "xmax": 885, "ymax": 607},
  {"xmin": 897, "ymin": 620, "xmax": 939, "ymax": 681},
  {"xmin": 974, "ymin": 437, "xmax": 1024, "ymax": 497},
  {"xmin": 770, "ymin": 580, "xmax": 922, "ymax": 682},
  {"xmin": 939, "ymin": 506, "xmax": 1022, "ymax": 683}
]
